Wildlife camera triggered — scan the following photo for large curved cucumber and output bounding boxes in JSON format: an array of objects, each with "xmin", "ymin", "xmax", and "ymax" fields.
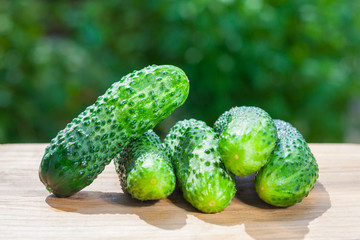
[
  {"xmin": 164, "ymin": 119, "xmax": 236, "ymax": 213},
  {"xmin": 114, "ymin": 130, "xmax": 176, "ymax": 200},
  {"xmin": 39, "ymin": 65, "xmax": 189, "ymax": 197},
  {"xmin": 254, "ymin": 119, "xmax": 319, "ymax": 207}
]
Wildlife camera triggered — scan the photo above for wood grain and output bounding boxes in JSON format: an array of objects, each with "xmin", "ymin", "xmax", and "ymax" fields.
[{"xmin": 0, "ymin": 144, "xmax": 359, "ymax": 240}]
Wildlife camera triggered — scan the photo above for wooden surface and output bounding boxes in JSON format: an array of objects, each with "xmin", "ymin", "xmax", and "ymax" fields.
[{"xmin": 0, "ymin": 144, "xmax": 359, "ymax": 240}]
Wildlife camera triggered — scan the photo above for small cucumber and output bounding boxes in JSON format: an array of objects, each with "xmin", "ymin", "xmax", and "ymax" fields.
[
  {"xmin": 39, "ymin": 65, "xmax": 189, "ymax": 197},
  {"xmin": 114, "ymin": 130, "xmax": 176, "ymax": 200},
  {"xmin": 254, "ymin": 119, "xmax": 319, "ymax": 207},
  {"xmin": 164, "ymin": 119, "xmax": 236, "ymax": 213},
  {"xmin": 213, "ymin": 106, "xmax": 277, "ymax": 177}
]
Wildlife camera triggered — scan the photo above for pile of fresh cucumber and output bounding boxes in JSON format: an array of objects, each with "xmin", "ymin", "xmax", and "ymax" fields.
[{"xmin": 39, "ymin": 65, "xmax": 319, "ymax": 213}]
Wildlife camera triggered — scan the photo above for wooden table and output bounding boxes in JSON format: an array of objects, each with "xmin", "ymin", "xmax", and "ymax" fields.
[{"xmin": 0, "ymin": 144, "xmax": 359, "ymax": 239}]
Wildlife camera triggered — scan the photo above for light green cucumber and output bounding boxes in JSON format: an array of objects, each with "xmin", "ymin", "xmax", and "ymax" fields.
[
  {"xmin": 164, "ymin": 119, "xmax": 236, "ymax": 213},
  {"xmin": 213, "ymin": 106, "xmax": 277, "ymax": 176},
  {"xmin": 114, "ymin": 130, "xmax": 176, "ymax": 200}
]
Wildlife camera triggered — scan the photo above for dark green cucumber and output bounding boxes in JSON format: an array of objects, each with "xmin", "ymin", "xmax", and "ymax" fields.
[
  {"xmin": 39, "ymin": 65, "xmax": 189, "ymax": 197},
  {"xmin": 114, "ymin": 130, "xmax": 176, "ymax": 200},
  {"xmin": 254, "ymin": 119, "xmax": 319, "ymax": 207},
  {"xmin": 213, "ymin": 106, "xmax": 277, "ymax": 177},
  {"xmin": 164, "ymin": 119, "xmax": 236, "ymax": 213}
]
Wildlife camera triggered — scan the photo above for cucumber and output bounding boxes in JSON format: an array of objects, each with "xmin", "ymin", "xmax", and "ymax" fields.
[
  {"xmin": 254, "ymin": 119, "xmax": 319, "ymax": 207},
  {"xmin": 39, "ymin": 64, "xmax": 189, "ymax": 197},
  {"xmin": 114, "ymin": 130, "xmax": 176, "ymax": 200},
  {"xmin": 213, "ymin": 106, "xmax": 277, "ymax": 177},
  {"xmin": 164, "ymin": 119, "xmax": 236, "ymax": 213}
]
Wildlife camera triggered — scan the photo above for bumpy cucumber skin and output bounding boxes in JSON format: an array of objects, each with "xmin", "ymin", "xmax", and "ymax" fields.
[
  {"xmin": 164, "ymin": 119, "xmax": 236, "ymax": 213},
  {"xmin": 213, "ymin": 106, "xmax": 277, "ymax": 177},
  {"xmin": 39, "ymin": 65, "xmax": 189, "ymax": 197},
  {"xmin": 254, "ymin": 120, "xmax": 319, "ymax": 207},
  {"xmin": 114, "ymin": 130, "xmax": 176, "ymax": 201}
]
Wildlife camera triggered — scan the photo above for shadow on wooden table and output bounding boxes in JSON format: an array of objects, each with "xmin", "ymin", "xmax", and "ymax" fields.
[
  {"xmin": 45, "ymin": 175, "xmax": 330, "ymax": 238},
  {"xmin": 169, "ymin": 174, "xmax": 330, "ymax": 239},
  {"xmin": 237, "ymin": 174, "xmax": 331, "ymax": 240},
  {"xmin": 46, "ymin": 191, "xmax": 187, "ymax": 230}
]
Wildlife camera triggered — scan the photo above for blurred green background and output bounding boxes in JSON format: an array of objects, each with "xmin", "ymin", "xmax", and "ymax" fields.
[{"xmin": 0, "ymin": 0, "xmax": 359, "ymax": 143}]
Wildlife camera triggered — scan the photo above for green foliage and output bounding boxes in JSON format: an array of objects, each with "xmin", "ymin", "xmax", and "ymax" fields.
[{"xmin": 1, "ymin": 0, "xmax": 359, "ymax": 143}]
